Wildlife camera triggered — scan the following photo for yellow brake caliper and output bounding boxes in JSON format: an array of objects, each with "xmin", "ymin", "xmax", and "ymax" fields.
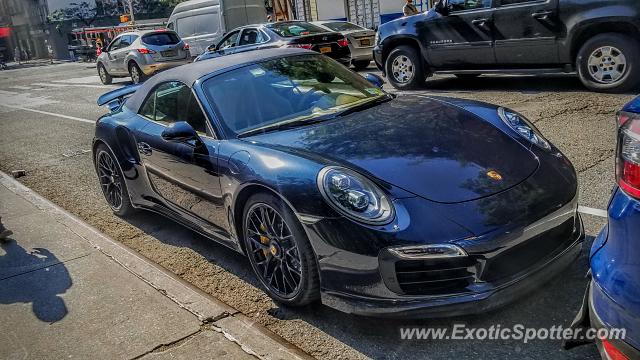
[{"xmin": 260, "ymin": 223, "xmax": 269, "ymax": 256}]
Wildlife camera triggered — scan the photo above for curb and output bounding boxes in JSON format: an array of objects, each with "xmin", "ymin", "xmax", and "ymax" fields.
[{"xmin": 0, "ymin": 171, "xmax": 313, "ymax": 360}]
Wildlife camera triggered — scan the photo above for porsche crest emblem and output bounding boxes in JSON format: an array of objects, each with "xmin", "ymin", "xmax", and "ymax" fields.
[{"xmin": 486, "ymin": 170, "xmax": 503, "ymax": 181}]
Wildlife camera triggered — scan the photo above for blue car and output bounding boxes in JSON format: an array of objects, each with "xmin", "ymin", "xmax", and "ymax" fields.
[
  {"xmin": 569, "ymin": 98, "xmax": 640, "ymax": 359},
  {"xmin": 93, "ymin": 48, "xmax": 584, "ymax": 317}
]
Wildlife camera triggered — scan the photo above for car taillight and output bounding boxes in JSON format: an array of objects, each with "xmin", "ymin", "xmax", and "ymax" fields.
[
  {"xmin": 287, "ymin": 44, "xmax": 313, "ymax": 50},
  {"xmin": 601, "ymin": 339, "xmax": 629, "ymax": 360},
  {"xmin": 337, "ymin": 38, "xmax": 348, "ymax": 47},
  {"xmin": 183, "ymin": 43, "xmax": 190, "ymax": 51},
  {"xmin": 137, "ymin": 48, "xmax": 156, "ymax": 54},
  {"xmin": 616, "ymin": 111, "xmax": 640, "ymax": 199}
]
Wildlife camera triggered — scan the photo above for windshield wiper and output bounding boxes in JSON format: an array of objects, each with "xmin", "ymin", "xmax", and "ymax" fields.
[{"xmin": 237, "ymin": 95, "xmax": 393, "ymax": 138}]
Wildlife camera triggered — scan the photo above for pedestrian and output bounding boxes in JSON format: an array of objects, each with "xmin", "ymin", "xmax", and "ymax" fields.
[
  {"xmin": 46, "ymin": 40, "xmax": 54, "ymax": 64},
  {"xmin": 14, "ymin": 46, "xmax": 21, "ymax": 65},
  {"xmin": 403, "ymin": 0, "xmax": 420, "ymax": 16},
  {"xmin": 0, "ymin": 217, "xmax": 12, "ymax": 241}
]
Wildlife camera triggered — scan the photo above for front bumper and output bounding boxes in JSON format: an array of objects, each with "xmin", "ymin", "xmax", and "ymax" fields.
[{"xmin": 311, "ymin": 195, "xmax": 585, "ymax": 318}]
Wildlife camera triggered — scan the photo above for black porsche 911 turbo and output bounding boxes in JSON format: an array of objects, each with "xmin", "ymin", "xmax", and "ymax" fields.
[{"xmin": 93, "ymin": 48, "xmax": 583, "ymax": 317}]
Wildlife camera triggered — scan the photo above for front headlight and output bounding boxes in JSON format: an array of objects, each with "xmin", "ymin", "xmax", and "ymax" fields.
[
  {"xmin": 317, "ymin": 166, "xmax": 394, "ymax": 225},
  {"xmin": 498, "ymin": 107, "xmax": 551, "ymax": 150}
]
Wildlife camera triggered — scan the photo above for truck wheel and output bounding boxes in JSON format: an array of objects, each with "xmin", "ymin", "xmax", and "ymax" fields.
[
  {"xmin": 576, "ymin": 33, "xmax": 640, "ymax": 93},
  {"xmin": 97, "ymin": 63, "xmax": 112, "ymax": 85},
  {"xmin": 129, "ymin": 62, "xmax": 147, "ymax": 84},
  {"xmin": 385, "ymin": 45, "xmax": 425, "ymax": 90}
]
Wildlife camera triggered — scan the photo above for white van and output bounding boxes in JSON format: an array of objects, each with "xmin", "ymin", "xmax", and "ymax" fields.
[{"xmin": 168, "ymin": 0, "xmax": 267, "ymax": 57}]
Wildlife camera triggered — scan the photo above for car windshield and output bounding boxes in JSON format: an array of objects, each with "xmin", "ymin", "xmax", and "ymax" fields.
[
  {"xmin": 202, "ymin": 54, "xmax": 387, "ymax": 136},
  {"xmin": 266, "ymin": 22, "xmax": 327, "ymax": 37},
  {"xmin": 321, "ymin": 22, "xmax": 365, "ymax": 32}
]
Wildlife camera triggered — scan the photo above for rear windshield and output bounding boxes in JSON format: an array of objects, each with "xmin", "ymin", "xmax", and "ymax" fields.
[
  {"xmin": 321, "ymin": 22, "xmax": 364, "ymax": 32},
  {"xmin": 142, "ymin": 32, "xmax": 180, "ymax": 46},
  {"xmin": 266, "ymin": 22, "xmax": 326, "ymax": 37}
]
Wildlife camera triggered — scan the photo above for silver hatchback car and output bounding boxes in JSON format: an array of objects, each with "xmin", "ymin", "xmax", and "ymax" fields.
[{"xmin": 97, "ymin": 30, "xmax": 191, "ymax": 84}]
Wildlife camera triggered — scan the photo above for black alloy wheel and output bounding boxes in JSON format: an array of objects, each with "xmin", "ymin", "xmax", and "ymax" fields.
[
  {"xmin": 95, "ymin": 144, "xmax": 134, "ymax": 216},
  {"xmin": 243, "ymin": 193, "xmax": 319, "ymax": 306}
]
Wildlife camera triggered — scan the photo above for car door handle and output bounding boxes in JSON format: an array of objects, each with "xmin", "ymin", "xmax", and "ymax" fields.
[
  {"xmin": 532, "ymin": 10, "xmax": 553, "ymax": 19},
  {"xmin": 137, "ymin": 142, "xmax": 152, "ymax": 155},
  {"xmin": 471, "ymin": 18, "xmax": 490, "ymax": 27}
]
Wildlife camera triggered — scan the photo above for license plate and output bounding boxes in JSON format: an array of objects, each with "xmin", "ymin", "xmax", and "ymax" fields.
[
  {"xmin": 360, "ymin": 39, "xmax": 371, "ymax": 46},
  {"xmin": 319, "ymin": 46, "xmax": 332, "ymax": 54},
  {"xmin": 161, "ymin": 50, "xmax": 176, "ymax": 57}
]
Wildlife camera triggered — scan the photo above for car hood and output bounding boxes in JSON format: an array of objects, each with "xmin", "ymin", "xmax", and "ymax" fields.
[{"xmin": 250, "ymin": 96, "xmax": 539, "ymax": 203}]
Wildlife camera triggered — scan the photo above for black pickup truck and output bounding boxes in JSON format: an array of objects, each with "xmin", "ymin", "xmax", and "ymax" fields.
[{"xmin": 373, "ymin": 0, "xmax": 640, "ymax": 92}]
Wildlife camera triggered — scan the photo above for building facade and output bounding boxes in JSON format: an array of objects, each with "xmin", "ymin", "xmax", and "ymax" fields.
[{"xmin": 293, "ymin": 0, "xmax": 434, "ymax": 28}]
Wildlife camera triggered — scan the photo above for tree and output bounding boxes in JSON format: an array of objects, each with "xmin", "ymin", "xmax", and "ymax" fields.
[{"xmin": 48, "ymin": 2, "xmax": 99, "ymax": 27}]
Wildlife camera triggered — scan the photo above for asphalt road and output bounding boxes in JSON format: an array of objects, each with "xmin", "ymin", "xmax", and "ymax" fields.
[{"xmin": 0, "ymin": 61, "xmax": 633, "ymax": 359}]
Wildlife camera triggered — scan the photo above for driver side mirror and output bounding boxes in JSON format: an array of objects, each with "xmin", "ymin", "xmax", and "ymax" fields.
[
  {"xmin": 101, "ymin": 46, "xmax": 108, "ymax": 53},
  {"xmin": 434, "ymin": 0, "xmax": 449, "ymax": 15},
  {"xmin": 161, "ymin": 121, "xmax": 198, "ymax": 142},
  {"xmin": 364, "ymin": 73, "xmax": 385, "ymax": 89}
]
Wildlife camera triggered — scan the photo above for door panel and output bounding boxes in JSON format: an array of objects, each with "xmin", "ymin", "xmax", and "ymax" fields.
[
  {"xmin": 137, "ymin": 122, "xmax": 229, "ymax": 239},
  {"xmin": 493, "ymin": 0, "xmax": 560, "ymax": 64},
  {"xmin": 422, "ymin": 3, "xmax": 495, "ymax": 67}
]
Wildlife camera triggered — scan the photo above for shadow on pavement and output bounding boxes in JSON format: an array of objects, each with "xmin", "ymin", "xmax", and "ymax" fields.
[
  {"xmin": 0, "ymin": 239, "xmax": 71, "ymax": 323},
  {"xmin": 120, "ymin": 208, "xmax": 601, "ymax": 359}
]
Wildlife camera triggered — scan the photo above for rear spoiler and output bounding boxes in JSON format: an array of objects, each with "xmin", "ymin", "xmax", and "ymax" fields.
[{"xmin": 97, "ymin": 83, "xmax": 142, "ymax": 108}]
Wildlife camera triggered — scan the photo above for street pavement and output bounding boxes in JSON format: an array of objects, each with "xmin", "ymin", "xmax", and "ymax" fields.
[
  {"xmin": 0, "ymin": 61, "xmax": 629, "ymax": 359},
  {"xmin": 0, "ymin": 171, "xmax": 311, "ymax": 360}
]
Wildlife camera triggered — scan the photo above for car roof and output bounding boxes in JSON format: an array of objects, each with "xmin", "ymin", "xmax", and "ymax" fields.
[
  {"xmin": 117, "ymin": 29, "xmax": 175, "ymax": 37},
  {"xmin": 126, "ymin": 47, "xmax": 312, "ymax": 112}
]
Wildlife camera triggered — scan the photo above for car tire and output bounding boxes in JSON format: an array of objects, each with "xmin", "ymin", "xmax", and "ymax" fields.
[
  {"xmin": 576, "ymin": 33, "xmax": 640, "ymax": 93},
  {"xmin": 454, "ymin": 74, "xmax": 480, "ymax": 80},
  {"xmin": 385, "ymin": 45, "xmax": 425, "ymax": 90},
  {"xmin": 94, "ymin": 143, "xmax": 135, "ymax": 217},
  {"xmin": 97, "ymin": 63, "xmax": 112, "ymax": 85},
  {"xmin": 128, "ymin": 62, "xmax": 146, "ymax": 84},
  {"xmin": 352, "ymin": 60, "xmax": 371, "ymax": 71},
  {"xmin": 242, "ymin": 192, "xmax": 320, "ymax": 307}
]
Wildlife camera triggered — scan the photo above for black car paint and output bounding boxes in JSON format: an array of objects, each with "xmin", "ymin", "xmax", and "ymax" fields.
[
  {"xmin": 374, "ymin": 0, "xmax": 640, "ymax": 72},
  {"xmin": 93, "ymin": 52, "xmax": 583, "ymax": 317}
]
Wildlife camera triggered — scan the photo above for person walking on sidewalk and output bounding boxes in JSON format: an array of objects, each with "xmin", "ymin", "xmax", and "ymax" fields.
[
  {"xmin": 14, "ymin": 46, "xmax": 21, "ymax": 65},
  {"xmin": 0, "ymin": 217, "xmax": 12, "ymax": 241},
  {"xmin": 403, "ymin": 0, "xmax": 420, "ymax": 16}
]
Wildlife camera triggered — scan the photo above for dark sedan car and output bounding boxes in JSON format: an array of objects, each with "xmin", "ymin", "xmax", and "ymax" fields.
[
  {"xmin": 93, "ymin": 48, "xmax": 584, "ymax": 317},
  {"xmin": 195, "ymin": 21, "xmax": 351, "ymax": 65}
]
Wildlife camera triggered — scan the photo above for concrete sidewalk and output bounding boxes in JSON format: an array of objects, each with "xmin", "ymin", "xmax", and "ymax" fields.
[{"xmin": 0, "ymin": 172, "xmax": 312, "ymax": 360}]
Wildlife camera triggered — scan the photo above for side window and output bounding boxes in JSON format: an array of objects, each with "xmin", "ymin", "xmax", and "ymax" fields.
[
  {"xmin": 139, "ymin": 82, "xmax": 208, "ymax": 135},
  {"xmin": 239, "ymin": 29, "xmax": 263, "ymax": 46},
  {"xmin": 119, "ymin": 35, "xmax": 132, "ymax": 47},
  {"xmin": 218, "ymin": 31, "xmax": 240, "ymax": 49},
  {"xmin": 185, "ymin": 93, "xmax": 208, "ymax": 135},
  {"xmin": 108, "ymin": 37, "xmax": 121, "ymax": 51},
  {"xmin": 140, "ymin": 90, "xmax": 156, "ymax": 119},
  {"xmin": 448, "ymin": 0, "xmax": 491, "ymax": 11},
  {"xmin": 129, "ymin": 34, "xmax": 139, "ymax": 43}
]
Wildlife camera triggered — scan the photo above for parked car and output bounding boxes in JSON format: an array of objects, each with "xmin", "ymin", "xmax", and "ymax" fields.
[
  {"xmin": 94, "ymin": 48, "xmax": 583, "ymax": 317},
  {"xmin": 97, "ymin": 29, "xmax": 190, "ymax": 85},
  {"xmin": 374, "ymin": 0, "xmax": 640, "ymax": 92},
  {"xmin": 312, "ymin": 20, "xmax": 375, "ymax": 70},
  {"xmin": 567, "ymin": 99, "xmax": 640, "ymax": 359},
  {"xmin": 167, "ymin": 0, "xmax": 267, "ymax": 57},
  {"xmin": 195, "ymin": 21, "xmax": 351, "ymax": 66}
]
